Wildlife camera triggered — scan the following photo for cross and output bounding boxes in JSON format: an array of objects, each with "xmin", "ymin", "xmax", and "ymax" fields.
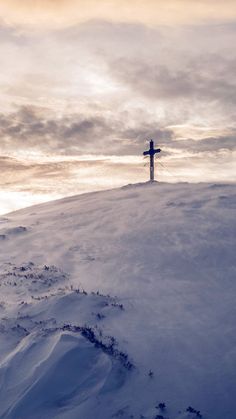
[{"xmin": 143, "ymin": 140, "xmax": 161, "ymax": 182}]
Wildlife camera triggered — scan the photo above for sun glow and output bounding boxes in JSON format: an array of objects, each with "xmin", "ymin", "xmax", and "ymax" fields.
[{"xmin": 1, "ymin": 0, "xmax": 236, "ymax": 28}]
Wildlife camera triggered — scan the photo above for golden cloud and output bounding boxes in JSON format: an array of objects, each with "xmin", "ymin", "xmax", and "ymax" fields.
[{"xmin": 0, "ymin": 0, "xmax": 236, "ymax": 29}]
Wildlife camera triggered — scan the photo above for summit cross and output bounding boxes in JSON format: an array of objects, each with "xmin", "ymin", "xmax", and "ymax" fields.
[{"xmin": 143, "ymin": 140, "xmax": 161, "ymax": 182}]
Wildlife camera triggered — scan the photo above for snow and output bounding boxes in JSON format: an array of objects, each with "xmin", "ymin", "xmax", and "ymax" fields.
[{"xmin": 0, "ymin": 181, "xmax": 235, "ymax": 419}]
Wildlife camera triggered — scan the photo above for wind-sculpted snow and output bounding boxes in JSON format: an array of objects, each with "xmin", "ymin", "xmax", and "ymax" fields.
[
  {"xmin": 0, "ymin": 263, "xmax": 133, "ymax": 418},
  {"xmin": 0, "ymin": 332, "xmax": 114, "ymax": 419},
  {"xmin": 0, "ymin": 182, "xmax": 235, "ymax": 418}
]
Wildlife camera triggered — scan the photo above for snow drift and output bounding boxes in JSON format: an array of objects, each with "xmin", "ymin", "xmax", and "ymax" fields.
[{"xmin": 0, "ymin": 182, "xmax": 235, "ymax": 419}]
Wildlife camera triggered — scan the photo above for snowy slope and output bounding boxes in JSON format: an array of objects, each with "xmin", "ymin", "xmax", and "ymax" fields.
[{"xmin": 0, "ymin": 182, "xmax": 235, "ymax": 419}]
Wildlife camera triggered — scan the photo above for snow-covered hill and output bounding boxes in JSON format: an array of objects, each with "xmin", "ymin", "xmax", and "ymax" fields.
[{"xmin": 0, "ymin": 182, "xmax": 235, "ymax": 419}]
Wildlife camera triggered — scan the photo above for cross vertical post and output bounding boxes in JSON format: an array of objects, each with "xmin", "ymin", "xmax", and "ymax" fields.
[
  {"xmin": 143, "ymin": 140, "xmax": 161, "ymax": 182},
  {"xmin": 150, "ymin": 140, "xmax": 154, "ymax": 181}
]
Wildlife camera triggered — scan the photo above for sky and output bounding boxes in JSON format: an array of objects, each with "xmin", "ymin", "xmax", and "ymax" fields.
[{"xmin": 0, "ymin": 0, "xmax": 236, "ymax": 214}]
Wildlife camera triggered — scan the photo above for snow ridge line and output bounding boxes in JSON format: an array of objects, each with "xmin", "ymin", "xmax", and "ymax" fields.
[{"xmin": 39, "ymin": 323, "xmax": 135, "ymax": 371}]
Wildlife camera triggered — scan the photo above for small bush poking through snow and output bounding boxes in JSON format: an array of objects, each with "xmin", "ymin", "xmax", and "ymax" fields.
[
  {"xmin": 156, "ymin": 403, "xmax": 166, "ymax": 411},
  {"xmin": 186, "ymin": 406, "xmax": 202, "ymax": 418}
]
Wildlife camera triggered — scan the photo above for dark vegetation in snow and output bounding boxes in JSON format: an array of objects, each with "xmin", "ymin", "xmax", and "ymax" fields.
[
  {"xmin": 0, "ymin": 259, "xmax": 207, "ymax": 418},
  {"xmin": 59, "ymin": 324, "xmax": 134, "ymax": 370},
  {"xmin": 157, "ymin": 403, "xmax": 166, "ymax": 411},
  {"xmin": 0, "ymin": 262, "xmax": 68, "ymax": 290},
  {"xmin": 186, "ymin": 406, "xmax": 202, "ymax": 417},
  {"xmin": 0, "ymin": 262, "xmax": 133, "ymax": 371}
]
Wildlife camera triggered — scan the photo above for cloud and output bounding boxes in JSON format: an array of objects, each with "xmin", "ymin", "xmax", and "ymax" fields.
[
  {"xmin": 0, "ymin": 106, "xmax": 176, "ymax": 156},
  {"xmin": 0, "ymin": 106, "xmax": 235, "ymax": 161},
  {"xmin": 108, "ymin": 56, "xmax": 236, "ymax": 108},
  {"xmin": 0, "ymin": 155, "xmax": 107, "ymax": 190},
  {"xmin": 173, "ymin": 136, "xmax": 236, "ymax": 153},
  {"xmin": 161, "ymin": 135, "xmax": 236, "ymax": 162},
  {"xmin": 1, "ymin": 1, "xmax": 236, "ymax": 29},
  {"xmin": 1, "ymin": 18, "xmax": 236, "ymax": 126}
]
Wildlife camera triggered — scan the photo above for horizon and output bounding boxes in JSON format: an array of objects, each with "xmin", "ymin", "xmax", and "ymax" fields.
[
  {"xmin": 0, "ymin": 0, "xmax": 236, "ymax": 214},
  {"xmin": 1, "ymin": 178, "xmax": 235, "ymax": 217}
]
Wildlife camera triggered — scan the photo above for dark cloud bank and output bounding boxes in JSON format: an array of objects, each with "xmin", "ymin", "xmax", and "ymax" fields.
[{"xmin": 0, "ymin": 106, "xmax": 235, "ymax": 157}]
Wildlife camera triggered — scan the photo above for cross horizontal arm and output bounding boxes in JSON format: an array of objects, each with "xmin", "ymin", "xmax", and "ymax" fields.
[{"xmin": 143, "ymin": 148, "xmax": 161, "ymax": 156}]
